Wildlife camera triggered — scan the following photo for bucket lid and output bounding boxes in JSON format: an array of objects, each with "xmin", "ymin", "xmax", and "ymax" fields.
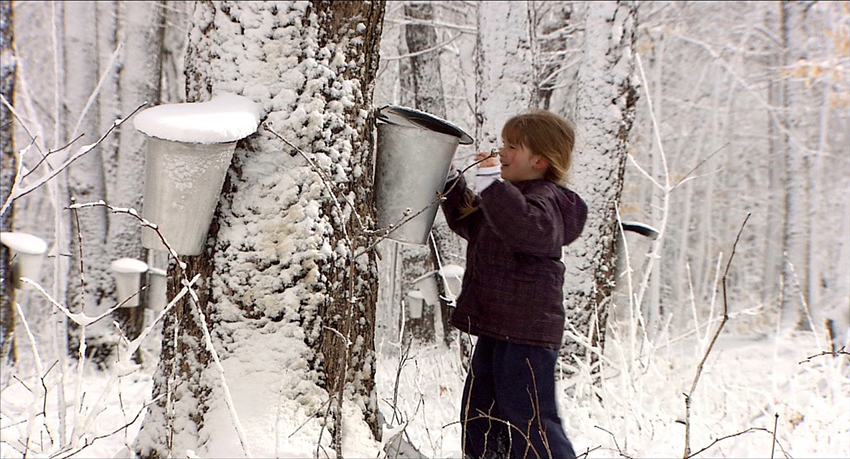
[
  {"xmin": 110, "ymin": 258, "xmax": 150, "ymax": 274},
  {"xmin": 376, "ymin": 105, "xmax": 473, "ymax": 145},
  {"xmin": 0, "ymin": 232, "xmax": 48, "ymax": 255}
]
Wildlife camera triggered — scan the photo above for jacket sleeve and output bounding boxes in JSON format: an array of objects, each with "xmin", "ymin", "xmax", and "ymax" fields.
[
  {"xmin": 439, "ymin": 173, "xmax": 479, "ymax": 241},
  {"xmin": 478, "ymin": 181, "xmax": 565, "ymax": 256}
]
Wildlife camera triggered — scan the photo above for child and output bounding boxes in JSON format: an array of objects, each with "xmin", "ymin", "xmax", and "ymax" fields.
[{"xmin": 442, "ymin": 109, "xmax": 587, "ymax": 459}]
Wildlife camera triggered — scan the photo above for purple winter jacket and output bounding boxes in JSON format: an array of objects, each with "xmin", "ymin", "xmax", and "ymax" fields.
[{"xmin": 441, "ymin": 172, "xmax": 587, "ymax": 349}]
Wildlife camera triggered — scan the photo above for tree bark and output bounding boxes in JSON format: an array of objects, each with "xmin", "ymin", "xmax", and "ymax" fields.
[
  {"xmin": 107, "ymin": 1, "xmax": 167, "ymax": 343},
  {"xmin": 475, "ymin": 1, "xmax": 534, "ymax": 150},
  {"xmin": 562, "ymin": 0, "xmax": 637, "ymax": 370},
  {"xmin": 63, "ymin": 1, "xmax": 110, "ymax": 317},
  {"xmin": 135, "ymin": 2, "xmax": 385, "ymax": 457},
  {"xmin": 399, "ymin": 1, "xmax": 460, "ymax": 346},
  {"xmin": 780, "ymin": 1, "xmax": 811, "ymax": 330}
]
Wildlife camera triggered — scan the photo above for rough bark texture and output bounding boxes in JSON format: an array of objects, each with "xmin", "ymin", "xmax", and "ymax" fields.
[
  {"xmin": 136, "ymin": 1, "xmax": 385, "ymax": 456},
  {"xmin": 562, "ymin": 0, "xmax": 637, "ymax": 370},
  {"xmin": 1, "ymin": 0, "xmax": 16, "ymax": 364}
]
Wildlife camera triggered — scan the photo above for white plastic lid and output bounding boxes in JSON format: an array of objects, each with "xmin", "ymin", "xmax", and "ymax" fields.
[
  {"xmin": 0, "ymin": 232, "xmax": 48, "ymax": 255},
  {"xmin": 110, "ymin": 258, "xmax": 150, "ymax": 274}
]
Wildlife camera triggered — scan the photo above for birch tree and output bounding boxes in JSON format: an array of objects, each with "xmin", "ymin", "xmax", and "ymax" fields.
[
  {"xmin": 135, "ymin": 2, "xmax": 386, "ymax": 457},
  {"xmin": 562, "ymin": 0, "xmax": 637, "ymax": 367}
]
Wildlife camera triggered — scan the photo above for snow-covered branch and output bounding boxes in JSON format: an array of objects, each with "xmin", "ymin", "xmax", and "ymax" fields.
[{"xmin": 0, "ymin": 102, "xmax": 148, "ymax": 217}]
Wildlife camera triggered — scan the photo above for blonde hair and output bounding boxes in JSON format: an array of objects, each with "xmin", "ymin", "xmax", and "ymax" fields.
[{"xmin": 501, "ymin": 109, "xmax": 576, "ymax": 184}]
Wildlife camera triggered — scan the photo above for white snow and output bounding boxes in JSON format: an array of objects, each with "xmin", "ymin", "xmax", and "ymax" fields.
[
  {"xmin": 132, "ymin": 93, "xmax": 261, "ymax": 144},
  {"xmin": 2, "ymin": 321, "xmax": 847, "ymax": 458},
  {"xmin": 0, "ymin": 231, "xmax": 48, "ymax": 255},
  {"xmin": 109, "ymin": 258, "xmax": 149, "ymax": 274}
]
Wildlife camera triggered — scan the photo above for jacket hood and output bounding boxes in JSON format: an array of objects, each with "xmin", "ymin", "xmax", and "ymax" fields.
[{"xmin": 553, "ymin": 184, "xmax": 588, "ymax": 246}]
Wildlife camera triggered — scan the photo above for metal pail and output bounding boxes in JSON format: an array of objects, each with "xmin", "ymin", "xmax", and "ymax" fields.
[
  {"xmin": 374, "ymin": 106, "xmax": 473, "ymax": 245},
  {"xmin": 140, "ymin": 136, "xmax": 236, "ymax": 255}
]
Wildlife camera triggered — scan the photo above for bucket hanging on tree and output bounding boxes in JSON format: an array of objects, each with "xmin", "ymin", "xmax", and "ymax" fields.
[
  {"xmin": 374, "ymin": 105, "xmax": 473, "ymax": 245},
  {"xmin": 133, "ymin": 93, "xmax": 260, "ymax": 255},
  {"xmin": 0, "ymin": 232, "xmax": 48, "ymax": 290}
]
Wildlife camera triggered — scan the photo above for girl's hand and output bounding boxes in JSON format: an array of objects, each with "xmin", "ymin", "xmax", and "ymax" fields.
[{"xmin": 475, "ymin": 150, "xmax": 500, "ymax": 168}]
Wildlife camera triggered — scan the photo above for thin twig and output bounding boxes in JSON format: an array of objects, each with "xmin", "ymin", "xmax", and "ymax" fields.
[
  {"xmin": 262, "ymin": 122, "xmax": 361, "ymax": 240},
  {"xmin": 1, "ymin": 103, "xmax": 147, "ymax": 214},
  {"xmin": 686, "ymin": 427, "xmax": 771, "ymax": 458},
  {"xmin": 682, "ymin": 213, "xmax": 750, "ymax": 458},
  {"xmin": 593, "ymin": 426, "xmax": 635, "ymax": 459},
  {"xmin": 798, "ymin": 346, "xmax": 849, "ymax": 364},
  {"xmin": 771, "ymin": 413, "xmax": 778, "ymax": 459},
  {"xmin": 671, "ymin": 142, "xmax": 729, "ymax": 190}
]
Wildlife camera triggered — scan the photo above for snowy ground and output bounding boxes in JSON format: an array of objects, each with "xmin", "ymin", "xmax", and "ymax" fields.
[{"xmin": 1, "ymin": 314, "xmax": 848, "ymax": 458}]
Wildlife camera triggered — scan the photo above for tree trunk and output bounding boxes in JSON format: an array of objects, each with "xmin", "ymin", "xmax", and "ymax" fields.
[
  {"xmin": 63, "ymin": 1, "xmax": 110, "ymax": 317},
  {"xmin": 562, "ymin": 0, "xmax": 637, "ymax": 370},
  {"xmin": 1, "ymin": 0, "xmax": 16, "ymax": 364},
  {"xmin": 780, "ymin": 1, "xmax": 811, "ymax": 330},
  {"xmin": 107, "ymin": 1, "xmax": 167, "ymax": 343},
  {"xmin": 135, "ymin": 2, "xmax": 385, "ymax": 457},
  {"xmin": 399, "ymin": 1, "xmax": 460, "ymax": 346},
  {"xmin": 475, "ymin": 1, "xmax": 534, "ymax": 150}
]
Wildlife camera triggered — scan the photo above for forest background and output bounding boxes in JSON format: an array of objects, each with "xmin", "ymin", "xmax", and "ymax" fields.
[{"xmin": 1, "ymin": 1, "xmax": 848, "ymax": 458}]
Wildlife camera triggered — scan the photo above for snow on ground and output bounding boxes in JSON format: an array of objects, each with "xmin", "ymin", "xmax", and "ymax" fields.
[{"xmin": 1, "ymin": 315, "xmax": 847, "ymax": 458}]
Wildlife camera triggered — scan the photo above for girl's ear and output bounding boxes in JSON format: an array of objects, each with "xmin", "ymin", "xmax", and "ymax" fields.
[{"xmin": 534, "ymin": 156, "xmax": 549, "ymax": 170}]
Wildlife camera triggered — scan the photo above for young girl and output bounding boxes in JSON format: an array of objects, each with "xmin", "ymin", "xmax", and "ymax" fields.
[{"xmin": 442, "ymin": 109, "xmax": 587, "ymax": 459}]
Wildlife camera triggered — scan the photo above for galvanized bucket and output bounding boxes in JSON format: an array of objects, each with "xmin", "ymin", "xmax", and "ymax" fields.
[
  {"xmin": 374, "ymin": 105, "xmax": 473, "ymax": 245},
  {"xmin": 140, "ymin": 136, "xmax": 237, "ymax": 255}
]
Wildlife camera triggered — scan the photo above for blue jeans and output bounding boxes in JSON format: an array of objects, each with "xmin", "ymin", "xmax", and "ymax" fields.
[{"xmin": 460, "ymin": 335, "xmax": 576, "ymax": 459}]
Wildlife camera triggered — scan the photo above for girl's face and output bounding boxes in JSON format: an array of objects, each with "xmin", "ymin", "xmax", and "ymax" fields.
[{"xmin": 497, "ymin": 140, "xmax": 548, "ymax": 183}]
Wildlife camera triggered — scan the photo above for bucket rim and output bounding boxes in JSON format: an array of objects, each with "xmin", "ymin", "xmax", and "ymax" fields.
[{"xmin": 376, "ymin": 105, "xmax": 473, "ymax": 145}]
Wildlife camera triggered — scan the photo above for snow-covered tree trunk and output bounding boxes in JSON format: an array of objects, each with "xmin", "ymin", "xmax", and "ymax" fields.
[
  {"xmin": 562, "ymin": 0, "xmax": 637, "ymax": 367},
  {"xmin": 135, "ymin": 2, "xmax": 385, "ymax": 457},
  {"xmin": 399, "ymin": 1, "xmax": 459, "ymax": 346},
  {"xmin": 106, "ymin": 1, "xmax": 167, "ymax": 341},
  {"xmin": 475, "ymin": 0, "xmax": 534, "ymax": 151},
  {"xmin": 1, "ymin": 0, "xmax": 16, "ymax": 364},
  {"xmin": 62, "ymin": 2, "xmax": 110, "ymax": 316}
]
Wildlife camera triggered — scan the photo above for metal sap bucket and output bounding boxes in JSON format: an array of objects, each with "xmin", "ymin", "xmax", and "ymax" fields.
[
  {"xmin": 374, "ymin": 105, "xmax": 473, "ymax": 245},
  {"xmin": 140, "ymin": 136, "xmax": 237, "ymax": 255}
]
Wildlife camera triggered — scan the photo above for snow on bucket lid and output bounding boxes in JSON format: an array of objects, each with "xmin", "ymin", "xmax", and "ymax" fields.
[
  {"xmin": 376, "ymin": 105, "xmax": 473, "ymax": 145},
  {"xmin": 110, "ymin": 258, "xmax": 149, "ymax": 274},
  {"xmin": 0, "ymin": 232, "xmax": 48, "ymax": 255},
  {"xmin": 133, "ymin": 93, "xmax": 260, "ymax": 144}
]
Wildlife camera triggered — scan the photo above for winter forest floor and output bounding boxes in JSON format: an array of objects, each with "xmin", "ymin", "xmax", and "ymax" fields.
[{"xmin": 1, "ymin": 310, "xmax": 848, "ymax": 458}]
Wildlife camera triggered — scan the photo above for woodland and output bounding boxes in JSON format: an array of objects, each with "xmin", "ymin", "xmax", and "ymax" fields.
[{"xmin": 0, "ymin": 1, "xmax": 848, "ymax": 458}]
